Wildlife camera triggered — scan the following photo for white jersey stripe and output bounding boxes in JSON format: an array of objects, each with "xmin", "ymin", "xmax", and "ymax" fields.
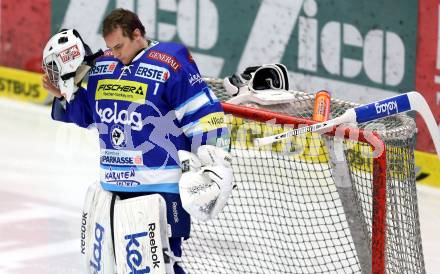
[{"xmin": 175, "ymin": 91, "xmax": 212, "ymax": 121}]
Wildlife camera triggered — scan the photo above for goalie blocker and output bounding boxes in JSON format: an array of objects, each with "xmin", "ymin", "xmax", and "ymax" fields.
[{"xmin": 81, "ymin": 183, "xmax": 183, "ymax": 274}]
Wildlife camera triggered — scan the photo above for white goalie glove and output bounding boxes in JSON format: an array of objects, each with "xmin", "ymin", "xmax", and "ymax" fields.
[{"xmin": 178, "ymin": 145, "xmax": 234, "ymax": 221}]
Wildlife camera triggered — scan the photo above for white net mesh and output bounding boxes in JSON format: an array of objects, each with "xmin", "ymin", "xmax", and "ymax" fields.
[{"xmin": 181, "ymin": 79, "xmax": 424, "ymax": 274}]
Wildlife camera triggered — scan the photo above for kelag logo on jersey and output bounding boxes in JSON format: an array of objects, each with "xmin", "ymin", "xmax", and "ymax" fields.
[
  {"xmin": 90, "ymin": 61, "xmax": 118, "ymax": 76},
  {"xmin": 95, "ymin": 102, "xmax": 143, "ymax": 132},
  {"xmin": 135, "ymin": 63, "xmax": 170, "ymax": 83}
]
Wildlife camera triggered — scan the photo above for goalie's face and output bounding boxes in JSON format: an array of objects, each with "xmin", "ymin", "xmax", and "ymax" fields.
[{"xmin": 104, "ymin": 26, "xmax": 145, "ymax": 65}]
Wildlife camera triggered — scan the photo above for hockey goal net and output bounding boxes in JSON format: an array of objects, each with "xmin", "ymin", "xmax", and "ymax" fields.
[{"xmin": 181, "ymin": 79, "xmax": 424, "ymax": 274}]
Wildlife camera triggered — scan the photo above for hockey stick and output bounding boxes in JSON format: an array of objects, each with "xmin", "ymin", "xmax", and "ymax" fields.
[{"xmin": 254, "ymin": 91, "xmax": 440, "ymax": 159}]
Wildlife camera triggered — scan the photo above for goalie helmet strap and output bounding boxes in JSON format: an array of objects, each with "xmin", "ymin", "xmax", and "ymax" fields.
[
  {"xmin": 60, "ymin": 71, "xmax": 76, "ymax": 81},
  {"xmin": 84, "ymin": 49, "xmax": 104, "ymax": 66}
]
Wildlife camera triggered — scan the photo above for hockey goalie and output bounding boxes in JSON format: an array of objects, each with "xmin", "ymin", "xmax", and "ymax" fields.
[{"xmin": 41, "ymin": 8, "xmax": 234, "ymax": 274}]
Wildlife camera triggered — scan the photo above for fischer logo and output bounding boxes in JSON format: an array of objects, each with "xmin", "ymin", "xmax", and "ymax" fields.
[
  {"xmin": 188, "ymin": 73, "xmax": 203, "ymax": 86},
  {"xmin": 90, "ymin": 223, "xmax": 105, "ymax": 273},
  {"xmin": 375, "ymin": 101, "xmax": 398, "ymax": 115},
  {"xmin": 90, "ymin": 61, "xmax": 118, "ymax": 76},
  {"xmin": 96, "ymin": 102, "xmax": 143, "ymax": 131},
  {"xmin": 97, "ymin": 83, "xmax": 145, "ymax": 95},
  {"xmin": 81, "ymin": 212, "xmax": 88, "ymax": 254},
  {"xmin": 136, "ymin": 63, "xmax": 170, "ymax": 82},
  {"xmin": 124, "ymin": 225, "xmax": 163, "ymax": 273}
]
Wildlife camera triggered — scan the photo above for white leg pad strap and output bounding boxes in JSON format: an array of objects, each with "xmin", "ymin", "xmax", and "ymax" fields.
[
  {"xmin": 114, "ymin": 194, "xmax": 175, "ymax": 274},
  {"xmin": 81, "ymin": 182, "xmax": 118, "ymax": 274}
]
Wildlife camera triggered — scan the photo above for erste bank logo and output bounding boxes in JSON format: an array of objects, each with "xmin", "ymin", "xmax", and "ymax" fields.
[
  {"xmin": 135, "ymin": 63, "xmax": 170, "ymax": 83},
  {"xmin": 90, "ymin": 61, "xmax": 118, "ymax": 76}
]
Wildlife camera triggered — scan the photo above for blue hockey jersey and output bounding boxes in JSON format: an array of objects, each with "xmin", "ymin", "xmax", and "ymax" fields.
[{"xmin": 52, "ymin": 41, "xmax": 229, "ymax": 195}]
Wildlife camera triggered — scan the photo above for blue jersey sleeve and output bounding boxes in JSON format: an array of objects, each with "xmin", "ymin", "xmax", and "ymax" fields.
[
  {"xmin": 51, "ymin": 87, "xmax": 94, "ymax": 129},
  {"xmin": 164, "ymin": 46, "xmax": 230, "ymax": 152}
]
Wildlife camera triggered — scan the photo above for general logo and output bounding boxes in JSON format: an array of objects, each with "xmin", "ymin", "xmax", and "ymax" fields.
[{"xmin": 147, "ymin": 50, "xmax": 181, "ymax": 71}]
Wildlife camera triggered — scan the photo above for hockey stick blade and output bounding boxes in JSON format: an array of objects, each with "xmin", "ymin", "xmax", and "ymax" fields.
[{"xmin": 254, "ymin": 91, "xmax": 440, "ymax": 159}]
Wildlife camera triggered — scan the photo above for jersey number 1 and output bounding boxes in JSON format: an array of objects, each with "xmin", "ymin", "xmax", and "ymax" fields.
[{"xmin": 153, "ymin": 83, "xmax": 160, "ymax": 96}]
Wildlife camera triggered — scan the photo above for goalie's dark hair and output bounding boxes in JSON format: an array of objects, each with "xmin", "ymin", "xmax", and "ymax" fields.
[{"xmin": 102, "ymin": 8, "xmax": 146, "ymax": 40}]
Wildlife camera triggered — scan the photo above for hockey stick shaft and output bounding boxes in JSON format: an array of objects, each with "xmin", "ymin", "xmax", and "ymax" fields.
[{"xmin": 254, "ymin": 91, "xmax": 440, "ymax": 159}]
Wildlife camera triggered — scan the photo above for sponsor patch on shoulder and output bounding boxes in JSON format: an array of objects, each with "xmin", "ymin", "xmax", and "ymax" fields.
[
  {"xmin": 147, "ymin": 50, "xmax": 181, "ymax": 71},
  {"xmin": 135, "ymin": 63, "xmax": 170, "ymax": 82},
  {"xmin": 90, "ymin": 61, "xmax": 118, "ymax": 76},
  {"xmin": 188, "ymin": 73, "xmax": 203, "ymax": 86}
]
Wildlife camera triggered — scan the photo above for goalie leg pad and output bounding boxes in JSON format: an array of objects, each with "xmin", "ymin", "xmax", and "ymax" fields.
[
  {"xmin": 114, "ymin": 194, "xmax": 177, "ymax": 274},
  {"xmin": 81, "ymin": 182, "xmax": 118, "ymax": 274}
]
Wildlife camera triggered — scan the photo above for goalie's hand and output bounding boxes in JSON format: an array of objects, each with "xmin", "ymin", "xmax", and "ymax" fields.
[
  {"xmin": 178, "ymin": 145, "xmax": 234, "ymax": 221},
  {"xmin": 42, "ymin": 74, "xmax": 63, "ymax": 98}
]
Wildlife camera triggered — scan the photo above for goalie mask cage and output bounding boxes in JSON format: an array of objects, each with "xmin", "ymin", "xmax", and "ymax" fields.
[{"xmin": 181, "ymin": 79, "xmax": 424, "ymax": 274}]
